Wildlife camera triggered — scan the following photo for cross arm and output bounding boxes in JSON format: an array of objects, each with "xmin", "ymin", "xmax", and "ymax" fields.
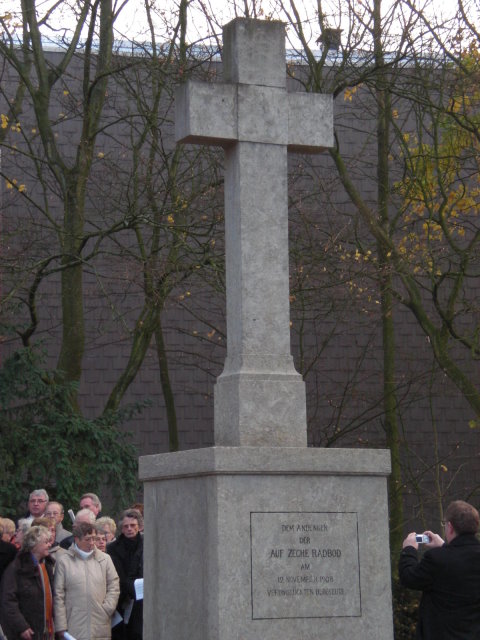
[
  {"xmin": 175, "ymin": 81, "xmax": 237, "ymax": 147},
  {"xmin": 288, "ymin": 93, "xmax": 334, "ymax": 153}
]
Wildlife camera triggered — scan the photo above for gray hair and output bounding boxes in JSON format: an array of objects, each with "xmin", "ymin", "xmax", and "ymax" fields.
[
  {"xmin": 120, "ymin": 508, "xmax": 143, "ymax": 530},
  {"xmin": 80, "ymin": 492, "xmax": 102, "ymax": 511},
  {"xmin": 96, "ymin": 516, "xmax": 116, "ymax": 536},
  {"xmin": 17, "ymin": 518, "xmax": 32, "ymax": 534},
  {"xmin": 29, "ymin": 488, "xmax": 49, "ymax": 502},
  {"xmin": 74, "ymin": 508, "xmax": 96, "ymax": 524},
  {"xmin": 21, "ymin": 525, "xmax": 50, "ymax": 552}
]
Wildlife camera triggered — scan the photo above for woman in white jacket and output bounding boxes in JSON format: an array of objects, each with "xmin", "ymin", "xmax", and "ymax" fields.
[{"xmin": 54, "ymin": 522, "xmax": 120, "ymax": 640}]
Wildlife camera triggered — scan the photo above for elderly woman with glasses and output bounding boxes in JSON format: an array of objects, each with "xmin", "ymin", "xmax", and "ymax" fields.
[
  {"xmin": 54, "ymin": 522, "xmax": 119, "ymax": 640},
  {"xmin": 0, "ymin": 525, "xmax": 54, "ymax": 640},
  {"xmin": 95, "ymin": 517, "xmax": 116, "ymax": 543}
]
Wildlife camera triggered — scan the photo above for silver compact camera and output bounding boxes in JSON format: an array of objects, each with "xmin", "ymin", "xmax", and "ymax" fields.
[{"xmin": 416, "ymin": 534, "xmax": 430, "ymax": 544}]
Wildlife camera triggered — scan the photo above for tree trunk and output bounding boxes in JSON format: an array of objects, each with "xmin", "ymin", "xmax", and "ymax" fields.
[
  {"xmin": 155, "ymin": 312, "xmax": 179, "ymax": 452},
  {"xmin": 373, "ymin": 0, "xmax": 403, "ymax": 573},
  {"xmin": 103, "ymin": 303, "xmax": 157, "ymax": 415},
  {"xmin": 56, "ymin": 180, "xmax": 86, "ymax": 404}
]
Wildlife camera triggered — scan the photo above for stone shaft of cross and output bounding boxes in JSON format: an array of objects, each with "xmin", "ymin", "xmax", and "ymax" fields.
[{"xmin": 175, "ymin": 18, "xmax": 333, "ymax": 447}]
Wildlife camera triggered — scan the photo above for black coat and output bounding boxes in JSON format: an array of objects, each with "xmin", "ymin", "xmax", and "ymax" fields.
[
  {"xmin": 0, "ymin": 540, "xmax": 17, "ymax": 583},
  {"xmin": 59, "ymin": 535, "xmax": 73, "ymax": 550},
  {"xmin": 0, "ymin": 551, "xmax": 55, "ymax": 640},
  {"xmin": 107, "ymin": 534, "xmax": 143, "ymax": 640},
  {"xmin": 399, "ymin": 534, "xmax": 480, "ymax": 640}
]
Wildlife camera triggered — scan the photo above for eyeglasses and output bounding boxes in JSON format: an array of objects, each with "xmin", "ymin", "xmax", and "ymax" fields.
[
  {"xmin": 30, "ymin": 499, "xmax": 47, "ymax": 503},
  {"xmin": 81, "ymin": 536, "xmax": 97, "ymax": 543}
]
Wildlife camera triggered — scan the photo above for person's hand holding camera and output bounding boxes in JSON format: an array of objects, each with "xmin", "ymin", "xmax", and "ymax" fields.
[{"xmin": 423, "ymin": 530, "xmax": 444, "ymax": 548}]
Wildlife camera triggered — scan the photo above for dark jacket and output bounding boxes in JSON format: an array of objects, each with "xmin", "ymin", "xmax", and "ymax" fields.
[
  {"xmin": 0, "ymin": 551, "xmax": 55, "ymax": 640},
  {"xmin": 0, "ymin": 540, "xmax": 17, "ymax": 583},
  {"xmin": 399, "ymin": 534, "xmax": 480, "ymax": 640},
  {"xmin": 107, "ymin": 534, "xmax": 143, "ymax": 640},
  {"xmin": 59, "ymin": 535, "xmax": 74, "ymax": 550}
]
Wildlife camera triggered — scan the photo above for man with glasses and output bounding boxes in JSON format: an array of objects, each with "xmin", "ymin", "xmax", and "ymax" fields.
[
  {"xmin": 45, "ymin": 501, "xmax": 72, "ymax": 544},
  {"xmin": 25, "ymin": 489, "xmax": 49, "ymax": 523},
  {"xmin": 399, "ymin": 500, "xmax": 480, "ymax": 639}
]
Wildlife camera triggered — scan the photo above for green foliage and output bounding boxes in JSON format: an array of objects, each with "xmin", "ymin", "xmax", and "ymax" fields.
[{"xmin": 0, "ymin": 348, "xmax": 140, "ymax": 517}]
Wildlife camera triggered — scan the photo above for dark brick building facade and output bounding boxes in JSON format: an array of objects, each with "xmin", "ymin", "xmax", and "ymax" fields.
[{"xmin": 1, "ymin": 46, "xmax": 479, "ymax": 528}]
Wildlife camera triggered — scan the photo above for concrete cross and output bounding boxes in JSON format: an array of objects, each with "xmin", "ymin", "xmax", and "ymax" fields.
[{"xmin": 175, "ymin": 18, "xmax": 333, "ymax": 447}]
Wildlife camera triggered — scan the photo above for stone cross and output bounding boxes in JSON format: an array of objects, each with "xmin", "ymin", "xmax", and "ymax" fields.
[{"xmin": 175, "ymin": 18, "xmax": 333, "ymax": 447}]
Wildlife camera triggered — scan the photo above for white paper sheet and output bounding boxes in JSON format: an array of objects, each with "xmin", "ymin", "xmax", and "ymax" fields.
[{"xmin": 134, "ymin": 578, "xmax": 144, "ymax": 600}]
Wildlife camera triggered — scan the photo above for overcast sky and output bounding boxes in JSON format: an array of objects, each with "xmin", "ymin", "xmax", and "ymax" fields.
[
  {"xmin": 2, "ymin": 0, "xmax": 462, "ymax": 53},
  {"xmin": 111, "ymin": 0, "xmax": 460, "ymax": 52}
]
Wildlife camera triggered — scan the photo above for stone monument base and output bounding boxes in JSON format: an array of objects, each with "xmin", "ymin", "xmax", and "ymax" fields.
[{"xmin": 139, "ymin": 446, "xmax": 393, "ymax": 640}]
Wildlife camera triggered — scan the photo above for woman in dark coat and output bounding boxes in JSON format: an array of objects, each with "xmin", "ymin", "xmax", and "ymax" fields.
[
  {"xmin": 0, "ymin": 525, "xmax": 55, "ymax": 640},
  {"xmin": 107, "ymin": 510, "xmax": 143, "ymax": 640}
]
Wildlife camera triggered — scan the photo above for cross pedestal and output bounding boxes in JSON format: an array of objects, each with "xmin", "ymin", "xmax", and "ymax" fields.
[
  {"xmin": 175, "ymin": 19, "xmax": 333, "ymax": 447},
  {"xmin": 140, "ymin": 18, "xmax": 393, "ymax": 640}
]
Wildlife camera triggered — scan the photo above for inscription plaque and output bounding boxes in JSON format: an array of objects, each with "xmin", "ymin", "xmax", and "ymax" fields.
[{"xmin": 250, "ymin": 511, "xmax": 361, "ymax": 619}]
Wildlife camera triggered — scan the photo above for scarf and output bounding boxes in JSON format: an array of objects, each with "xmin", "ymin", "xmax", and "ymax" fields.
[
  {"xmin": 73, "ymin": 543, "xmax": 94, "ymax": 560},
  {"xmin": 38, "ymin": 561, "xmax": 54, "ymax": 640}
]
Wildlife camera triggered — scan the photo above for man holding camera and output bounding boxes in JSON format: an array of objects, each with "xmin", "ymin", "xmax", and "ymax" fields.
[{"xmin": 399, "ymin": 500, "xmax": 480, "ymax": 639}]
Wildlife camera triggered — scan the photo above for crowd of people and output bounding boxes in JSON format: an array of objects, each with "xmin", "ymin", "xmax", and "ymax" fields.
[
  {"xmin": 5, "ymin": 490, "xmax": 479, "ymax": 640},
  {"xmin": 0, "ymin": 490, "xmax": 144, "ymax": 640}
]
